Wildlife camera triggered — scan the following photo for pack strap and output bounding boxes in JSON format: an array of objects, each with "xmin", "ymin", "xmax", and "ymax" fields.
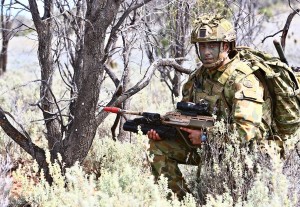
[
  {"xmin": 277, "ymin": 88, "xmax": 300, "ymax": 97},
  {"xmin": 251, "ymin": 61, "xmax": 280, "ymax": 78},
  {"xmin": 255, "ymin": 61, "xmax": 300, "ymax": 97},
  {"xmin": 217, "ymin": 66, "xmax": 237, "ymax": 85},
  {"xmin": 217, "ymin": 61, "xmax": 255, "ymax": 85},
  {"xmin": 254, "ymin": 70, "xmax": 276, "ymax": 136}
]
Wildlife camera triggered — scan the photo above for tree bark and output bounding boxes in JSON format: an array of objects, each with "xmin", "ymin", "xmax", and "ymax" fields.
[
  {"xmin": 0, "ymin": 40, "xmax": 8, "ymax": 75},
  {"xmin": 62, "ymin": 0, "xmax": 123, "ymax": 167},
  {"xmin": 0, "ymin": 6, "xmax": 13, "ymax": 75},
  {"xmin": 28, "ymin": 0, "xmax": 62, "ymax": 150},
  {"xmin": 0, "ymin": 107, "xmax": 51, "ymax": 181}
]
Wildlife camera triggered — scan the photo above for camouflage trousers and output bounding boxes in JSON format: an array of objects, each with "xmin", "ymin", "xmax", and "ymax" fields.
[{"xmin": 148, "ymin": 137, "xmax": 201, "ymax": 199}]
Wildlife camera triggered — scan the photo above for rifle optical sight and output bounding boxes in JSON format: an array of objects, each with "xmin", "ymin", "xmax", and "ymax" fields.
[{"xmin": 176, "ymin": 101, "xmax": 210, "ymax": 116}]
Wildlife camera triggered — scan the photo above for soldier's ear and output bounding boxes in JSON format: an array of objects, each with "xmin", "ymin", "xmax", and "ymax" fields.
[{"xmin": 223, "ymin": 42, "xmax": 229, "ymax": 52}]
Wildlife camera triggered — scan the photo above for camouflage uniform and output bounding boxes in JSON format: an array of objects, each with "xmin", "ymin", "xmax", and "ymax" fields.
[
  {"xmin": 149, "ymin": 53, "xmax": 272, "ymax": 198},
  {"xmin": 181, "ymin": 53, "xmax": 272, "ymax": 141},
  {"xmin": 149, "ymin": 15, "xmax": 272, "ymax": 199}
]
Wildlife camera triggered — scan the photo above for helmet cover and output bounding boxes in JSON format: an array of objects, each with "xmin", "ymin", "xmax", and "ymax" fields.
[{"xmin": 191, "ymin": 15, "xmax": 236, "ymax": 44}]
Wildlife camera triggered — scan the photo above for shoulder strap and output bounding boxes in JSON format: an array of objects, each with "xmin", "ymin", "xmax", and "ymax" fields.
[
  {"xmin": 216, "ymin": 61, "xmax": 252, "ymax": 114},
  {"xmin": 217, "ymin": 61, "xmax": 257, "ymax": 85},
  {"xmin": 216, "ymin": 60, "xmax": 273, "ymax": 123}
]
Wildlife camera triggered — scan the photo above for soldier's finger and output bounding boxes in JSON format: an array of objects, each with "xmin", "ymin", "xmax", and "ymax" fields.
[
  {"xmin": 151, "ymin": 130, "xmax": 160, "ymax": 140},
  {"xmin": 147, "ymin": 130, "xmax": 152, "ymax": 139},
  {"xmin": 188, "ymin": 134, "xmax": 194, "ymax": 140},
  {"xmin": 148, "ymin": 129, "xmax": 155, "ymax": 139},
  {"xmin": 180, "ymin": 127, "xmax": 192, "ymax": 133},
  {"xmin": 152, "ymin": 131, "xmax": 157, "ymax": 140},
  {"xmin": 155, "ymin": 133, "xmax": 162, "ymax": 140},
  {"xmin": 152, "ymin": 130, "xmax": 157, "ymax": 140}
]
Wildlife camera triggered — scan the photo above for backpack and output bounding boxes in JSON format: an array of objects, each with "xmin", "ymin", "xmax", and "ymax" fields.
[{"xmin": 236, "ymin": 46, "xmax": 300, "ymax": 137}]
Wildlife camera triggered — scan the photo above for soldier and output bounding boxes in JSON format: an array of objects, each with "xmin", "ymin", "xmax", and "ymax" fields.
[{"xmin": 147, "ymin": 15, "xmax": 272, "ymax": 199}]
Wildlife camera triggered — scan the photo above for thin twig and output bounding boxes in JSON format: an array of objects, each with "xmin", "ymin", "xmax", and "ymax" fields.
[{"xmin": 261, "ymin": 30, "xmax": 283, "ymax": 43}]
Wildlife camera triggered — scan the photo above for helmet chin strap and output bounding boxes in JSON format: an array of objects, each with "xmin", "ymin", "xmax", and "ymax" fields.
[{"xmin": 202, "ymin": 42, "xmax": 228, "ymax": 69}]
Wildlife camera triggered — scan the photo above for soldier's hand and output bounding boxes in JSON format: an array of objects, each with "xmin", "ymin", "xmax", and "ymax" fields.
[
  {"xmin": 180, "ymin": 127, "xmax": 202, "ymax": 145},
  {"xmin": 147, "ymin": 129, "xmax": 162, "ymax": 141}
]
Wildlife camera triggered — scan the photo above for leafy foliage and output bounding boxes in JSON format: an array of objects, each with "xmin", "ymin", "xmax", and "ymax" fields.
[
  {"xmin": 6, "ymin": 119, "xmax": 300, "ymax": 206},
  {"xmin": 10, "ymin": 134, "xmax": 198, "ymax": 206},
  {"xmin": 185, "ymin": 120, "xmax": 300, "ymax": 206},
  {"xmin": 0, "ymin": 0, "xmax": 299, "ymax": 206},
  {"xmin": 0, "ymin": 154, "xmax": 13, "ymax": 207}
]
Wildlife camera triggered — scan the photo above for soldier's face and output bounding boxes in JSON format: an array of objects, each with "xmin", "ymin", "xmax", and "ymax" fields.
[{"xmin": 198, "ymin": 42, "xmax": 220, "ymax": 64}]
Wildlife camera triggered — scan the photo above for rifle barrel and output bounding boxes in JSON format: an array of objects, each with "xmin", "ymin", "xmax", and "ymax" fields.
[{"xmin": 103, "ymin": 107, "xmax": 143, "ymax": 115}]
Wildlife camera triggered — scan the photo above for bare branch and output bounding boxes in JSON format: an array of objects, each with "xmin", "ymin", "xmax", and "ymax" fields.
[
  {"xmin": 261, "ymin": 8, "xmax": 300, "ymax": 49},
  {"xmin": 96, "ymin": 58, "xmax": 191, "ymax": 125},
  {"xmin": 28, "ymin": 0, "xmax": 42, "ymax": 26},
  {"xmin": 0, "ymin": 106, "xmax": 44, "ymax": 161},
  {"xmin": 0, "ymin": 106, "xmax": 57, "ymax": 183},
  {"xmin": 261, "ymin": 29, "xmax": 283, "ymax": 43},
  {"xmin": 288, "ymin": 0, "xmax": 300, "ymax": 14},
  {"xmin": 15, "ymin": 0, "xmax": 30, "ymax": 11},
  {"xmin": 103, "ymin": 0, "xmax": 152, "ymax": 63},
  {"xmin": 104, "ymin": 64, "xmax": 120, "ymax": 87},
  {"xmin": 281, "ymin": 8, "xmax": 300, "ymax": 50}
]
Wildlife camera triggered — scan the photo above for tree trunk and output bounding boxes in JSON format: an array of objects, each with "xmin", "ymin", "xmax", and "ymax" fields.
[
  {"xmin": 0, "ymin": 12, "xmax": 12, "ymax": 75},
  {"xmin": 0, "ymin": 39, "xmax": 9, "ymax": 74},
  {"xmin": 172, "ymin": 1, "xmax": 189, "ymax": 97},
  {"xmin": 62, "ymin": 0, "xmax": 122, "ymax": 167},
  {"xmin": 29, "ymin": 0, "xmax": 62, "ymax": 150}
]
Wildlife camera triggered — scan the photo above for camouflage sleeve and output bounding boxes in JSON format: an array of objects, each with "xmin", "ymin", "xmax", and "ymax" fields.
[
  {"xmin": 232, "ymin": 73, "xmax": 264, "ymax": 141},
  {"xmin": 181, "ymin": 69, "xmax": 199, "ymax": 102}
]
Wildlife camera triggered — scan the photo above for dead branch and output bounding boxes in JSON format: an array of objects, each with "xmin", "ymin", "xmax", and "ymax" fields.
[
  {"xmin": 103, "ymin": 0, "xmax": 152, "ymax": 63},
  {"xmin": 261, "ymin": 30, "xmax": 283, "ymax": 43},
  {"xmin": 261, "ymin": 8, "xmax": 300, "ymax": 48},
  {"xmin": 96, "ymin": 58, "xmax": 191, "ymax": 125},
  {"xmin": 281, "ymin": 8, "xmax": 300, "ymax": 50},
  {"xmin": 0, "ymin": 106, "xmax": 56, "ymax": 183},
  {"xmin": 0, "ymin": 107, "xmax": 45, "ymax": 163},
  {"xmin": 104, "ymin": 64, "xmax": 120, "ymax": 87}
]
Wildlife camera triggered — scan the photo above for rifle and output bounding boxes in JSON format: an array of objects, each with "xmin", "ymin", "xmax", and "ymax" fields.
[{"xmin": 103, "ymin": 101, "xmax": 215, "ymax": 148}]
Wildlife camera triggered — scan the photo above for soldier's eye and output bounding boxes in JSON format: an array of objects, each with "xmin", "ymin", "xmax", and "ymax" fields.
[
  {"xmin": 209, "ymin": 43, "xmax": 218, "ymax": 48},
  {"xmin": 198, "ymin": 44, "xmax": 205, "ymax": 49}
]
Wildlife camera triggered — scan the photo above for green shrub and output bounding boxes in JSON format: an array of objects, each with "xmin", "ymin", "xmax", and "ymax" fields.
[
  {"xmin": 0, "ymin": 154, "xmax": 13, "ymax": 207},
  {"xmin": 10, "ymin": 120, "xmax": 299, "ymax": 206},
  {"xmin": 1, "ymin": 37, "xmax": 299, "ymax": 206},
  {"xmin": 10, "ymin": 134, "xmax": 197, "ymax": 206},
  {"xmin": 185, "ymin": 119, "xmax": 300, "ymax": 206}
]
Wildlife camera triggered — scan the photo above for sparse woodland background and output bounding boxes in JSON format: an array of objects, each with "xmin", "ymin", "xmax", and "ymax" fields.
[{"xmin": 0, "ymin": 0, "xmax": 300, "ymax": 206}]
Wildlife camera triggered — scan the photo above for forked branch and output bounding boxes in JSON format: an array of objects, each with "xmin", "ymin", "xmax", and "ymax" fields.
[
  {"xmin": 261, "ymin": 8, "xmax": 300, "ymax": 50},
  {"xmin": 96, "ymin": 58, "xmax": 191, "ymax": 125}
]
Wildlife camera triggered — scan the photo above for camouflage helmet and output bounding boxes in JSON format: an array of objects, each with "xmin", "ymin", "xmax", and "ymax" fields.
[{"xmin": 191, "ymin": 15, "xmax": 236, "ymax": 44}]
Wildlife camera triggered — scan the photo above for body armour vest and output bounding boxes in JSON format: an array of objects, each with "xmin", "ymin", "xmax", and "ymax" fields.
[{"xmin": 182, "ymin": 53, "xmax": 273, "ymax": 141}]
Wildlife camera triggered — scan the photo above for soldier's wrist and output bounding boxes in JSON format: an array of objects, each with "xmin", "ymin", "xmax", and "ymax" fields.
[{"xmin": 200, "ymin": 131, "xmax": 207, "ymax": 142}]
